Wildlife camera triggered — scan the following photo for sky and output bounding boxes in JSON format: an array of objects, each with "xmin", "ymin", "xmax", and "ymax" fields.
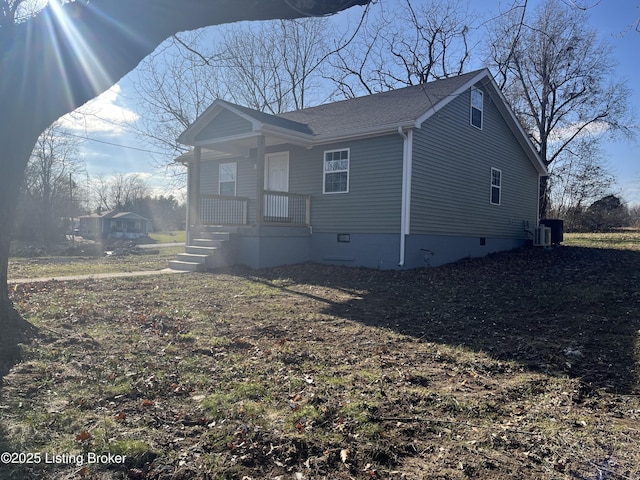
[{"xmin": 57, "ymin": 0, "xmax": 640, "ymax": 206}]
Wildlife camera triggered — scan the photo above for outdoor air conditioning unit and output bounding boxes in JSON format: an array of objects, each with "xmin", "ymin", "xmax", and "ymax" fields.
[{"xmin": 533, "ymin": 225, "xmax": 551, "ymax": 247}]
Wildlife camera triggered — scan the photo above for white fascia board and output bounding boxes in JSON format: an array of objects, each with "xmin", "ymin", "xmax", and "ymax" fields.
[
  {"xmin": 485, "ymin": 76, "xmax": 547, "ymax": 176},
  {"xmin": 194, "ymin": 131, "xmax": 260, "ymax": 148},
  {"xmin": 414, "ymin": 69, "xmax": 490, "ymax": 127},
  {"xmin": 175, "ymin": 148, "xmax": 237, "ymax": 163},
  {"xmin": 178, "ymin": 100, "xmax": 263, "ymax": 146},
  {"xmin": 311, "ymin": 122, "xmax": 416, "ymax": 146},
  {"xmin": 178, "ymin": 100, "xmax": 228, "ymax": 145},
  {"xmin": 414, "ymin": 69, "xmax": 547, "ymax": 176}
]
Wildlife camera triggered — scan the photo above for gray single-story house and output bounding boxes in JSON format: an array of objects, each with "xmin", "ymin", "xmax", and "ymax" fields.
[
  {"xmin": 79, "ymin": 210, "xmax": 151, "ymax": 239},
  {"xmin": 170, "ymin": 68, "xmax": 547, "ymax": 272}
]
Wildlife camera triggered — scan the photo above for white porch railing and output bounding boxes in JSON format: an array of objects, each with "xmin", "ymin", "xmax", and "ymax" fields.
[
  {"xmin": 199, "ymin": 194, "xmax": 248, "ymax": 225},
  {"xmin": 263, "ymin": 191, "xmax": 310, "ymax": 226},
  {"xmin": 197, "ymin": 192, "xmax": 310, "ymax": 226}
]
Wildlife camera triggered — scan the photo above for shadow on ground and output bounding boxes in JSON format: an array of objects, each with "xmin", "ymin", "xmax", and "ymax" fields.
[{"xmin": 251, "ymin": 246, "xmax": 640, "ymax": 394}]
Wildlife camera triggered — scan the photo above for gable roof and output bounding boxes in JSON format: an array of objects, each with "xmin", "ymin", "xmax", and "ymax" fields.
[
  {"xmin": 80, "ymin": 211, "xmax": 149, "ymax": 222},
  {"xmin": 278, "ymin": 69, "xmax": 484, "ymax": 138},
  {"xmin": 178, "ymin": 69, "xmax": 546, "ymax": 174}
]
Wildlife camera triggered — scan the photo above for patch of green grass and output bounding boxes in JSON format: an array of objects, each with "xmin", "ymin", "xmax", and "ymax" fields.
[
  {"xmin": 176, "ymin": 332, "xmax": 197, "ymax": 343},
  {"xmin": 107, "ymin": 439, "xmax": 152, "ymax": 457},
  {"xmin": 8, "ymin": 246, "xmax": 184, "ymax": 279},
  {"xmin": 201, "ymin": 381, "xmax": 270, "ymax": 420},
  {"xmin": 147, "ymin": 231, "xmax": 186, "ymax": 243},
  {"xmin": 564, "ymin": 231, "xmax": 640, "ymax": 250},
  {"xmin": 102, "ymin": 379, "xmax": 133, "ymax": 399}
]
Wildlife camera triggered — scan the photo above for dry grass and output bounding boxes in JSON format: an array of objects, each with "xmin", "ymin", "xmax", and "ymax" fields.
[{"xmin": 1, "ymin": 237, "xmax": 639, "ymax": 479}]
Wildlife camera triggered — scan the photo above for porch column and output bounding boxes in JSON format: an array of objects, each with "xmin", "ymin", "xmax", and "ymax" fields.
[
  {"xmin": 188, "ymin": 146, "xmax": 202, "ymax": 239},
  {"xmin": 256, "ymin": 135, "xmax": 265, "ymax": 228}
]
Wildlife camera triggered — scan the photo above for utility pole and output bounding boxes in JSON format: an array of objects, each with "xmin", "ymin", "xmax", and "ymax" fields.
[{"xmin": 70, "ymin": 173, "xmax": 75, "ymax": 246}]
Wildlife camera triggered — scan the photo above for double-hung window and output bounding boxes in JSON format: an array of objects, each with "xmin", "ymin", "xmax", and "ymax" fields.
[
  {"xmin": 323, "ymin": 149, "xmax": 349, "ymax": 194},
  {"xmin": 219, "ymin": 162, "xmax": 237, "ymax": 196},
  {"xmin": 490, "ymin": 167, "xmax": 502, "ymax": 205},
  {"xmin": 471, "ymin": 87, "xmax": 483, "ymax": 129}
]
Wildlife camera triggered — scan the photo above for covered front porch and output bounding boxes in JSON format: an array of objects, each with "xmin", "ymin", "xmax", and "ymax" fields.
[
  {"xmin": 181, "ymin": 100, "xmax": 316, "ymax": 235},
  {"xmin": 194, "ymin": 190, "xmax": 310, "ymax": 229},
  {"xmin": 180, "ymin": 145, "xmax": 313, "ymax": 269}
]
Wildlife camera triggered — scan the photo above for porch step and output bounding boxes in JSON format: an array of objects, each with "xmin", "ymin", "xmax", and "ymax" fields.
[
  {"xmin": 193, "ymin": 231, "xmax": 230, "ymax": 242},
  {"xmin": 168, "ymin": 260, "xmax": 206, "ymax": 272},
  {"xmin": 192, "ymin": 238, "xmax": 225, "ymax": 248},
  {"xmin": 169, "ymin": 231, "xmax": 234, "ymax": 271},
  {"xmin": 186, "ymin": 245, "xmax": 218, "ymax": 256},
  {"xmin": 176, "ymin": 253, "xmax": 209, "ymax": 264}
]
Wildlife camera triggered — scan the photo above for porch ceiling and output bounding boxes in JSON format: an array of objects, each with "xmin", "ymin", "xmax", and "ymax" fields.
[{"xmin": 198, "ymin": 130, "xmax": 313, "ymax": 158}]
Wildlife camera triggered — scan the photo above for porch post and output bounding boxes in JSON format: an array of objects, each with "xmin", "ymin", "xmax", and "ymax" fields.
[
  {"xmin": 188, "ymin": 146, "xmax": 202, "ymax": 242},
  {"xmin": 256, "ymin": 135, "xmax": 265, "ymax": 228}
]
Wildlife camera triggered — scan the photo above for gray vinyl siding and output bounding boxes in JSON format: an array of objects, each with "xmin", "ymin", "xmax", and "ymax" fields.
[
  {"xmin": 200, "ymin": 158, "xmax": 256, "ymax": 197},
  {"xmin": 288, "ymin": 135, "xmax": 404, "ymax": 233},
  {"xmin": 411, "ymin": 84, "xmax": 539, "ymax": 238},
  {"xmin": 198, "ymin": 157, "xmax": 258, "ymax": 223},
  {"xmin": 195, "ymin": 110, "xmax": 252, "ymax": 142},
  {"xmin": 197, "ymin": 136, "xmax": 403, "ymax": 232}
]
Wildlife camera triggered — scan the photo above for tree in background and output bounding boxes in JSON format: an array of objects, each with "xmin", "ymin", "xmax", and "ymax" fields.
[
  {"xmin": 219, "ymin": 18, "xmax": 330, "ymax": 113},
  {"xmin": 128, "ymin": 195, "xmax": 186, "ymax": 232},
  {"xmin": 130, "ymin": 30, "xmax": 226, "ymax": 170},
  {"xmin": 327, "ymin": 0, "xmax": 475, "ymax": 98},
  {"xmin": 131, "ymin": 15, "xmax": 331, "ymax": 182},
  {"xmin": 628, "ymin": 205, "xmax": 640, "ymax": 228},
  {"xmin": 486, "ymin": 0, "xmax": 634, "ymax": 217},
  {"xmin": 89, "ymin": 172, "xmax": 149, "ymax": 212},
  {"xmin": 547, "ymin": 140, "xmax": 616, "ymax": 231},
  {"xmin": 582, "ymin": 195, "xmax": 630, "ymax": 232},
  {"xmin": 15, "ymin": 121, "xmax": 85, "ymax": 244}
]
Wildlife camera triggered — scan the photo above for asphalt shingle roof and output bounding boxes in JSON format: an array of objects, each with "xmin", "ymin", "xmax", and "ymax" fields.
[
  {"xmin": 274, "ymin": 69, "xmax": 485, "ymax": 137},
  {"xmin": 221, "ymin": 100, "xmax": 314, "ymax": 135}
]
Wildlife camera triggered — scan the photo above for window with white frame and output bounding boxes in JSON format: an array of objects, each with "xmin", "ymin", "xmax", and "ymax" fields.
[
  {"xmin": 219, "ymin": 162, "xmax": 237, "ymax": 196},
  {"xmin": 471, "ymin": 87, "xmax": 483, "ymax": 129},
  {"xmin": 323, "ymin": 149, "xmax": 349, "ymax": 194},
  {"xmin": 490, "ymin": 167, "xmax": 501, "ymax": 205}
]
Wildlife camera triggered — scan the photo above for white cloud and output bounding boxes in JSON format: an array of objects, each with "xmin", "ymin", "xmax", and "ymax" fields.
[
  {"xmin": 60, "ymin": 85, "xmax": 139, "ymax": 135},
  {"xmin": 548, "ymin": 121, "xmax": 610, "ymax": 143},
  {"xmin": 620, "ymin": 179, "xmax": 640, "ymax": 207}
]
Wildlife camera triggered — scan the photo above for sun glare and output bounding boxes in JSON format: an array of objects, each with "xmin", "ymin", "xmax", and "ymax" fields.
[
  {"xmin": 42, "ymin": 0, "xmax": 113, "ymax": 109},
  {"xmin": 36, "ymin": 0, "xmax": 148, "ymax": 112}
]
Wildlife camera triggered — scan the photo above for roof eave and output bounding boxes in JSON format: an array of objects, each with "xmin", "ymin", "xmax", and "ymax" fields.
[
  {"xmin": 414, "ymin": 68, "xmax": 546, "ymax": 176},
  {"xmin": 415, "ymin": 69, "xmax": 490, "ymax": 127},
  {"xmin": 311, "ymin": 122, "xmax": 417, "ymax": 145},
  {"xmin": 485, "ymin": 77, "xmax": 547, "ymax": 175},
  {"xmin": 177, "ymin": 99, "xmax": 264, "ymax": 146}
]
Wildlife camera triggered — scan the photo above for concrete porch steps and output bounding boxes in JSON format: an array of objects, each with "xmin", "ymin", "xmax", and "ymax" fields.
[
  {"xmin": 168, "ymin": 232, "xmax": 233, "ymax": 272},
  {"xmin": 167, "ymin": 259, "xmax": 206, "ymax": 272}
]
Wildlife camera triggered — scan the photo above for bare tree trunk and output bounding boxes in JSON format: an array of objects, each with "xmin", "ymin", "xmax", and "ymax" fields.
[{"xmin": 0, "ymin": 132, "xmax": 37, "ymax": 375}]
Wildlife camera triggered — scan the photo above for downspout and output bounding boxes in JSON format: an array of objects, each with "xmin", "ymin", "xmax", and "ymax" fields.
[{"xmin": 398, "ymin": 127, "xmax": 413, "ymax": 266}]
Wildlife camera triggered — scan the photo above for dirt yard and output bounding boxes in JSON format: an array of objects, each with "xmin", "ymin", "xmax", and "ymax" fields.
[{"xmin": 1, "ymin": 244, "xmax": 639, "ymax": 479}]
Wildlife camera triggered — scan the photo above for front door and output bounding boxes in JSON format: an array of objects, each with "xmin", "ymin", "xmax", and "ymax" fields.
[{"xmin": 264, "ymin": 152, "xmax": 289, "ymax": 220}]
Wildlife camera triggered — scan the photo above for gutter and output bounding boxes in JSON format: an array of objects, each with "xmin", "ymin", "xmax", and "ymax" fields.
[{"xmin": 398, "ymin": 127, "xmax": 413, "ymax": 267}]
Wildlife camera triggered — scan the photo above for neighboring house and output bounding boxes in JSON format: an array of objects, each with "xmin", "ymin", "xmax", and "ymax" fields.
[
  {"xmin": 171, "ymin": 68, "xmax": 547, "ymax": 272},
  {"xmin": 79, "ymin": 211, "xmax": 151, "ymax": 240}
]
